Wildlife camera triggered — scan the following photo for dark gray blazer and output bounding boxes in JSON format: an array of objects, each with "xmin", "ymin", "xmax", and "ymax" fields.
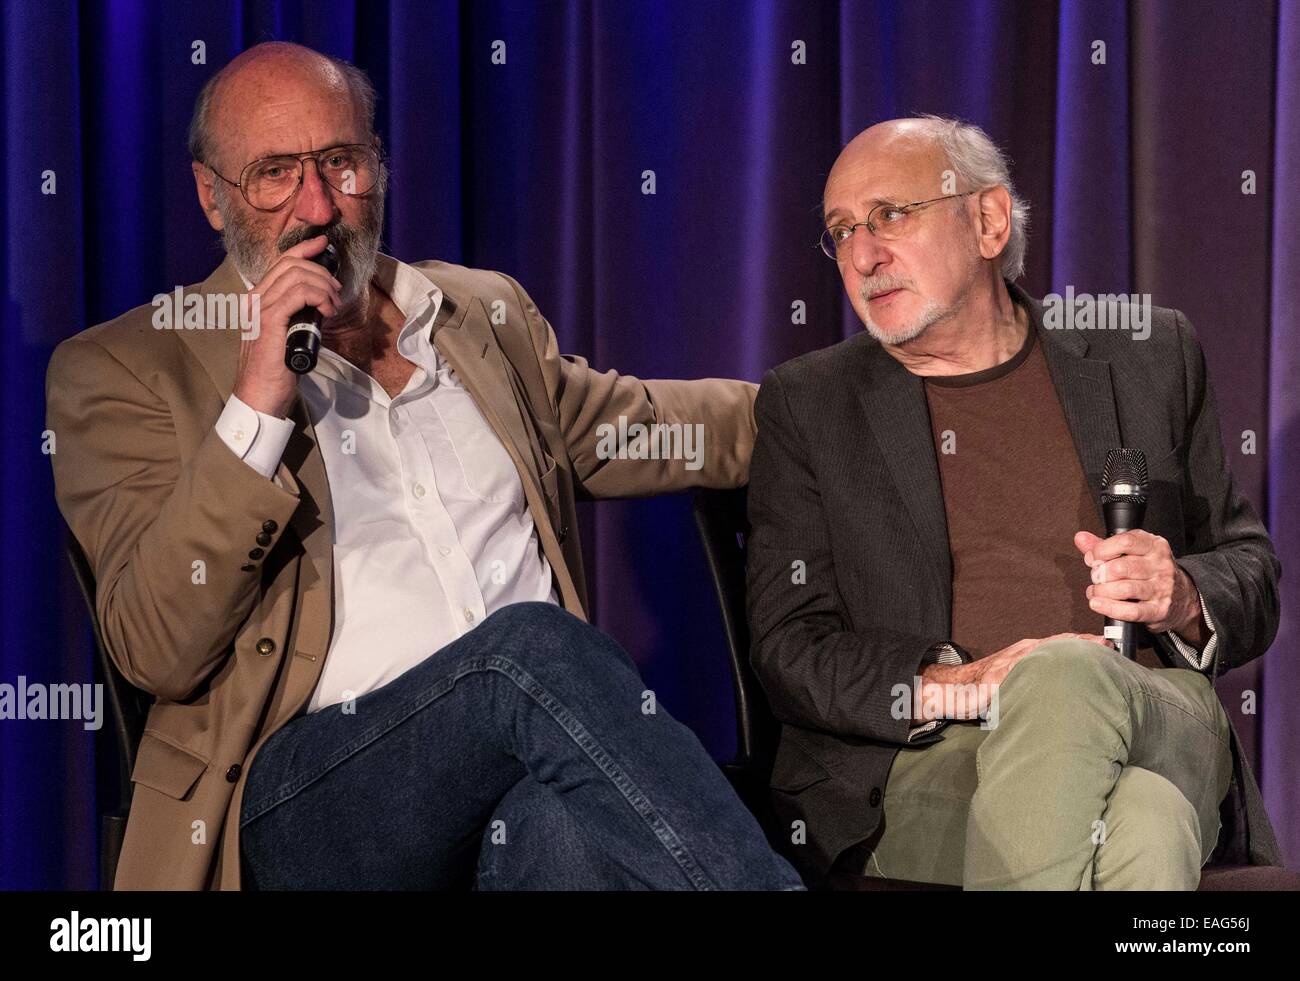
[{"xmin": 746, "ymin": 281, "xmax": 1283, "ymax": 881}]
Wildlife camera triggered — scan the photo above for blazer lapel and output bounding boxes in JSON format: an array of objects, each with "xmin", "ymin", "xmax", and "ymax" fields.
[
  {"xmin": 432, "ymin": 290, "xmax": 585, "ymax": 614},
  {"xmin": 1014, "ymin": 283, "xmax": 1122, "ymax": 520},
  {"xmin": 856, "ymin": 341, "xmax": 953, "ymax": 594}
]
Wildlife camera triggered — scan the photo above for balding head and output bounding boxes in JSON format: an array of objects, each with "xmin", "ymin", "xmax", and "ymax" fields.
[
  {"xmin": 825, "ymin": 118, "xmax": 952, "ymax": 208},
  {"xmin": 188, "ymin": 42, "xmax": 377, "ymax": 174},
  {"xmin": 824, "ymin": 116, "xmax": 1028, "ymax": 281}
]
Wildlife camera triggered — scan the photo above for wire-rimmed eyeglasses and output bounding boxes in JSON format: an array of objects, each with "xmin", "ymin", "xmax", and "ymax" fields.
[
  {"xmin": 205, "ymin": 143, "xmax": 383, "ymax": 212},
  {"xmin": 819, "ymin": 190, "xmax": 980, "ymax": 260}
]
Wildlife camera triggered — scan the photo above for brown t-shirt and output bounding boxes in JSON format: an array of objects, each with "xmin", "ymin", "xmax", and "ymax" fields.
[{"xmin": 923, "ymin": 320, "xmax": 1113, "ymax": 661}]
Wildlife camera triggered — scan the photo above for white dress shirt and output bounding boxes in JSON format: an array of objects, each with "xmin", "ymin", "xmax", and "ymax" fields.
[{"xmin": 215, "ymin": 259, "xmax": 558, "ymax": 713}]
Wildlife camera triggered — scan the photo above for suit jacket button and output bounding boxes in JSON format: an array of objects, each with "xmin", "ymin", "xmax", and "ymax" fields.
[
  {"xmin": 226, "ymin": 764, "xmax": 242, "ymax": 782},
  {"xmin": 558, "ymin": 525, "xmax": 569, "ymax": 544},
  {"xmin": 262, "ymin": 520, "xmax": 278, "ymax": 533},
  {"xmin": 240, "ymin": 564, "xmax": 256, "ymax": 572},
  {"xmin": 869, "ymin": 787, "xmax": 882, "ymax": 807},
  {"xmin": 255, "ymin": 637, "xmax": 276, "ymax": 656},
  {"xmin": 248, "ymin": 548, "xmax": 265, "ymax": 560},
  {"xmin": 256, "ymin": 532, "xmax": 272, "ymax": 546}
]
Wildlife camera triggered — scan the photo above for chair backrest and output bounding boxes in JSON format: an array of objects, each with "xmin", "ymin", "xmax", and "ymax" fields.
[
  {"xmin": 64, "ymin": 528, "xmax": 151, "ymax": 812},
  {"xmin": 691, "ymin": 486, "xmax": 781, "ymax": 773}
]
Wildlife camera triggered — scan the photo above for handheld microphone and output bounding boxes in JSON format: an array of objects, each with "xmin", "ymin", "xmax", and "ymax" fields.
[
  {"xmin": 1099, "ymin": 447, "xmax": 1149, "ymax": 660},
  {"xmin": 284, "ymin": 242, "xmax": 340, "ymax": 375}
]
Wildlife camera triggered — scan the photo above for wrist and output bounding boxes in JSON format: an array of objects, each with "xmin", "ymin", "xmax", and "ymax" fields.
[
  {"xmin": 233, "ymin": 381, "xmax": 293, "ymax": 419},
  {"xmin": 1174, "ymin": 569, "xmax": 1207, "ymax": 643},
  {"xmin": 913, "ymin": 663, "xmax": 966, "ymax": 723},
  {"xmin": 1177, "ymin": 605, "xmax": 1209, "ymax": 646}
]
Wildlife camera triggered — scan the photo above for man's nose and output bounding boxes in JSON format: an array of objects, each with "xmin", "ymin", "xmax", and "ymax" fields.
[
  {"xmin": 292, "ymin": 159, "xmax": 337, "ymax": 226},
  {"xmin": 848, "ymin": 225, "xmax": 891, "ymax": 276}
]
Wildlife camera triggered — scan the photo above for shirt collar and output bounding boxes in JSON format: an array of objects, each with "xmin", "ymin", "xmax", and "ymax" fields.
[{"xmin": 234, "ymin": 253, "xmax": 445, "ymax": 386}]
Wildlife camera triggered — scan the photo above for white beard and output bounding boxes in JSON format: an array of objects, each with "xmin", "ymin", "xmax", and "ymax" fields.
[{"xmin": 861, "ymin": 294, "xmax": 951, "ymax": 346}]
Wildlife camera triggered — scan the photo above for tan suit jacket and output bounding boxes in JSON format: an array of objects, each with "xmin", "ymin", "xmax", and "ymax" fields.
[{"xmin": 45, "ymin": 253, "xmax": 757, "ymax": 889}]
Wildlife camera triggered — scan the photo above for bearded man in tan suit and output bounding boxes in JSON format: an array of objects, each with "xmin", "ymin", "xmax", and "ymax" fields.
[{"xmin": 46, "ymin": 41, "xmax": 800, "ymax": 892}]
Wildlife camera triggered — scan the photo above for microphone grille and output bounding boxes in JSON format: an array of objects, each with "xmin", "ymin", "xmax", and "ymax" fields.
[{"xmin": 1101, "ymin": 448, "xmax": 1148, "ymax": 500}]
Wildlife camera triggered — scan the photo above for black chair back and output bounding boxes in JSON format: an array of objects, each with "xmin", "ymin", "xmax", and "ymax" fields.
[
  {"xmin": 65, "ymin": 528, "xmax": 151, "ymax": 888},
  {"xmin": 691, "ymin": 486, "xmax": 780, "ymax": 774}
]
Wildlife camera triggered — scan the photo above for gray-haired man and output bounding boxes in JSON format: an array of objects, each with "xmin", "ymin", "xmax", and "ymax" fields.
[{"xmin": 746, "ymin": 116, "xmax": 1282, "ymax": 889}]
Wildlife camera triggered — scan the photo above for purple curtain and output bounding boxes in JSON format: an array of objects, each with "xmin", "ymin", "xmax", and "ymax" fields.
[{"xmin": 2, "ymin": 0, "xmax": 1296, "ymax": 887}]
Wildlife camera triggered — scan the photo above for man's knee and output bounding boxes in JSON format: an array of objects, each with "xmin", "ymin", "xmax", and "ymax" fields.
[
  {"xmin": 1095, "ymin": 766, "xmax": 1201, "ymax": 888},
  {"xmin": 999, "ymin": 639, "xmax": 1131, "ymax": 714},
  {"xmin": 479, "ymin": 601, "xmax": 638, "ymax": 679}
]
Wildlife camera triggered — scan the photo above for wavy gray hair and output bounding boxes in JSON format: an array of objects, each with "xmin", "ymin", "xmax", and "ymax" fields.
[{"xmin": 919, "ymin": 114, "xmax": 1030, "ymax": 281}]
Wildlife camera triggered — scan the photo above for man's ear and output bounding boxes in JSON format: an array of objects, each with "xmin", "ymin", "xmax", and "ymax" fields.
[
  {"xmin": 191, "ymin": 161, "xmax": 225, "ymax": 231},
  {"xmin": 975, "ymin": 185, "xmax": 1012, "ymax": 263}
]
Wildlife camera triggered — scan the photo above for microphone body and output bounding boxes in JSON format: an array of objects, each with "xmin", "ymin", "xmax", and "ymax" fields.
[
  {"xmin": 285, "ymin": 243, "xmax": 340, "ymax": 375},
  {"xmin": 1099, "ymin": 448, "xmax": 1149, "ymax": 660}
]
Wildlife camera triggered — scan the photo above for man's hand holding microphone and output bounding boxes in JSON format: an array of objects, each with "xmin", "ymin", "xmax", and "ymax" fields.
[{"xmin": 233, "ymin": 234, "xmax": 343, "ymax": 418}]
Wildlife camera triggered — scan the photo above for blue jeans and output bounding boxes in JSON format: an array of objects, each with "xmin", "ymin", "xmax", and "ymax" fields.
[{"xmin": 239, "ymin": 602, "xmax": 803, "ymax": 890}]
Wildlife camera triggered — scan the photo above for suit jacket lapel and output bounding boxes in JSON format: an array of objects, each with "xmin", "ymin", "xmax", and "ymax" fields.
[
  {"xmin": 856, "ymin": 341, "xmax": 953, "ymax": 595},
  {"xmin": 1014, "ymin": 282, "xmax": 1122, "ymax": 521},
  {"xmin": 431, "ymin": 288, "xmax": 585, "ymax": 614},
  {"xmin": 433, "ymin": 296, "xmax": 539, "ymax": 499}
]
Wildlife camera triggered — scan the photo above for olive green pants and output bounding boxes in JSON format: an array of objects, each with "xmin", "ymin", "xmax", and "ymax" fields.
[{"xmin": 863, "ymin": 639, "xmax": 1234, "ymax": 890}]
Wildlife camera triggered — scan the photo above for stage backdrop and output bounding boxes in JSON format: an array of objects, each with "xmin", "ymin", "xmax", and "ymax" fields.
[{"xmin": 2, "ymin": 0, "xmax": 1297, "ymax": 887}]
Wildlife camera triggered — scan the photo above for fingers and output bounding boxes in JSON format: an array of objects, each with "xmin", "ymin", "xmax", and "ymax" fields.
[
  {"xmin": 1076, "ymin": 633, "xmax": 1115, "ymax": 649},
  {"xmin": 283, "ymin": 233, "xmax": 330, "ymax": 260},
  {"xmin": 1086, "ymin": 596, "xmax": 1156, "ymax": 623},
  {"xmin": 256, "ymin": 258, "xmax": 344, "ymax": 306},
  {"xmin": 1088, "ymin": 578, "xmax": 1153, "ymax": 602},
  {"xmin": 261, "ymin": 275, "xmax": 343, "ymax": 320},
  {"xmin": 250, "ymin": 235, "xmax": 344, "ymax": 298},
  {"xmin": 1089, "ymin": 554, "xmax": 1155, "ymax": 584},
  {"xmin": 1073, "ymin": 531, "xmax": 1102, "ymax": 556},
  {"xmin": 1089, "ymin": 529, "xmax": 1161, "ymax": 563},
  {"xmin": 1023, "ymin": 631, "xmax": 1118, "ymax": 651}
]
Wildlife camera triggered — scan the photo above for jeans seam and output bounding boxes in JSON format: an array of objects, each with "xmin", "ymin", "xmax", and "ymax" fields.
[{"xmin": 240, "ymin": 653, "xmax": 715, "ymax": 890}]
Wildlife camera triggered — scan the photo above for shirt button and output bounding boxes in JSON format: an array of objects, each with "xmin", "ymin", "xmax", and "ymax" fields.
[
  {"xmin": 231, "ymin": 429, "xmax": 246, "ymax": 442},
  {"xmin": 869, "ymin": 787, "xmax": 882, "ymax": 807},
  {"xmin": 464, "ymin": 609, "xmax": 476, "ymax": 624},
  {"xmin": 413, "ymin": 483, "xmax": 426, "ymax": 500},
  {"xmin": 438, "ymin": 545, "xmax": 452, "ymax": 556}
]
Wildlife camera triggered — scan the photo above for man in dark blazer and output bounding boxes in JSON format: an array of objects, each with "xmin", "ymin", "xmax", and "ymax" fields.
[{"xmin": 747, "ymin": 116, "xmax": 1282, "ymax": 889}]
